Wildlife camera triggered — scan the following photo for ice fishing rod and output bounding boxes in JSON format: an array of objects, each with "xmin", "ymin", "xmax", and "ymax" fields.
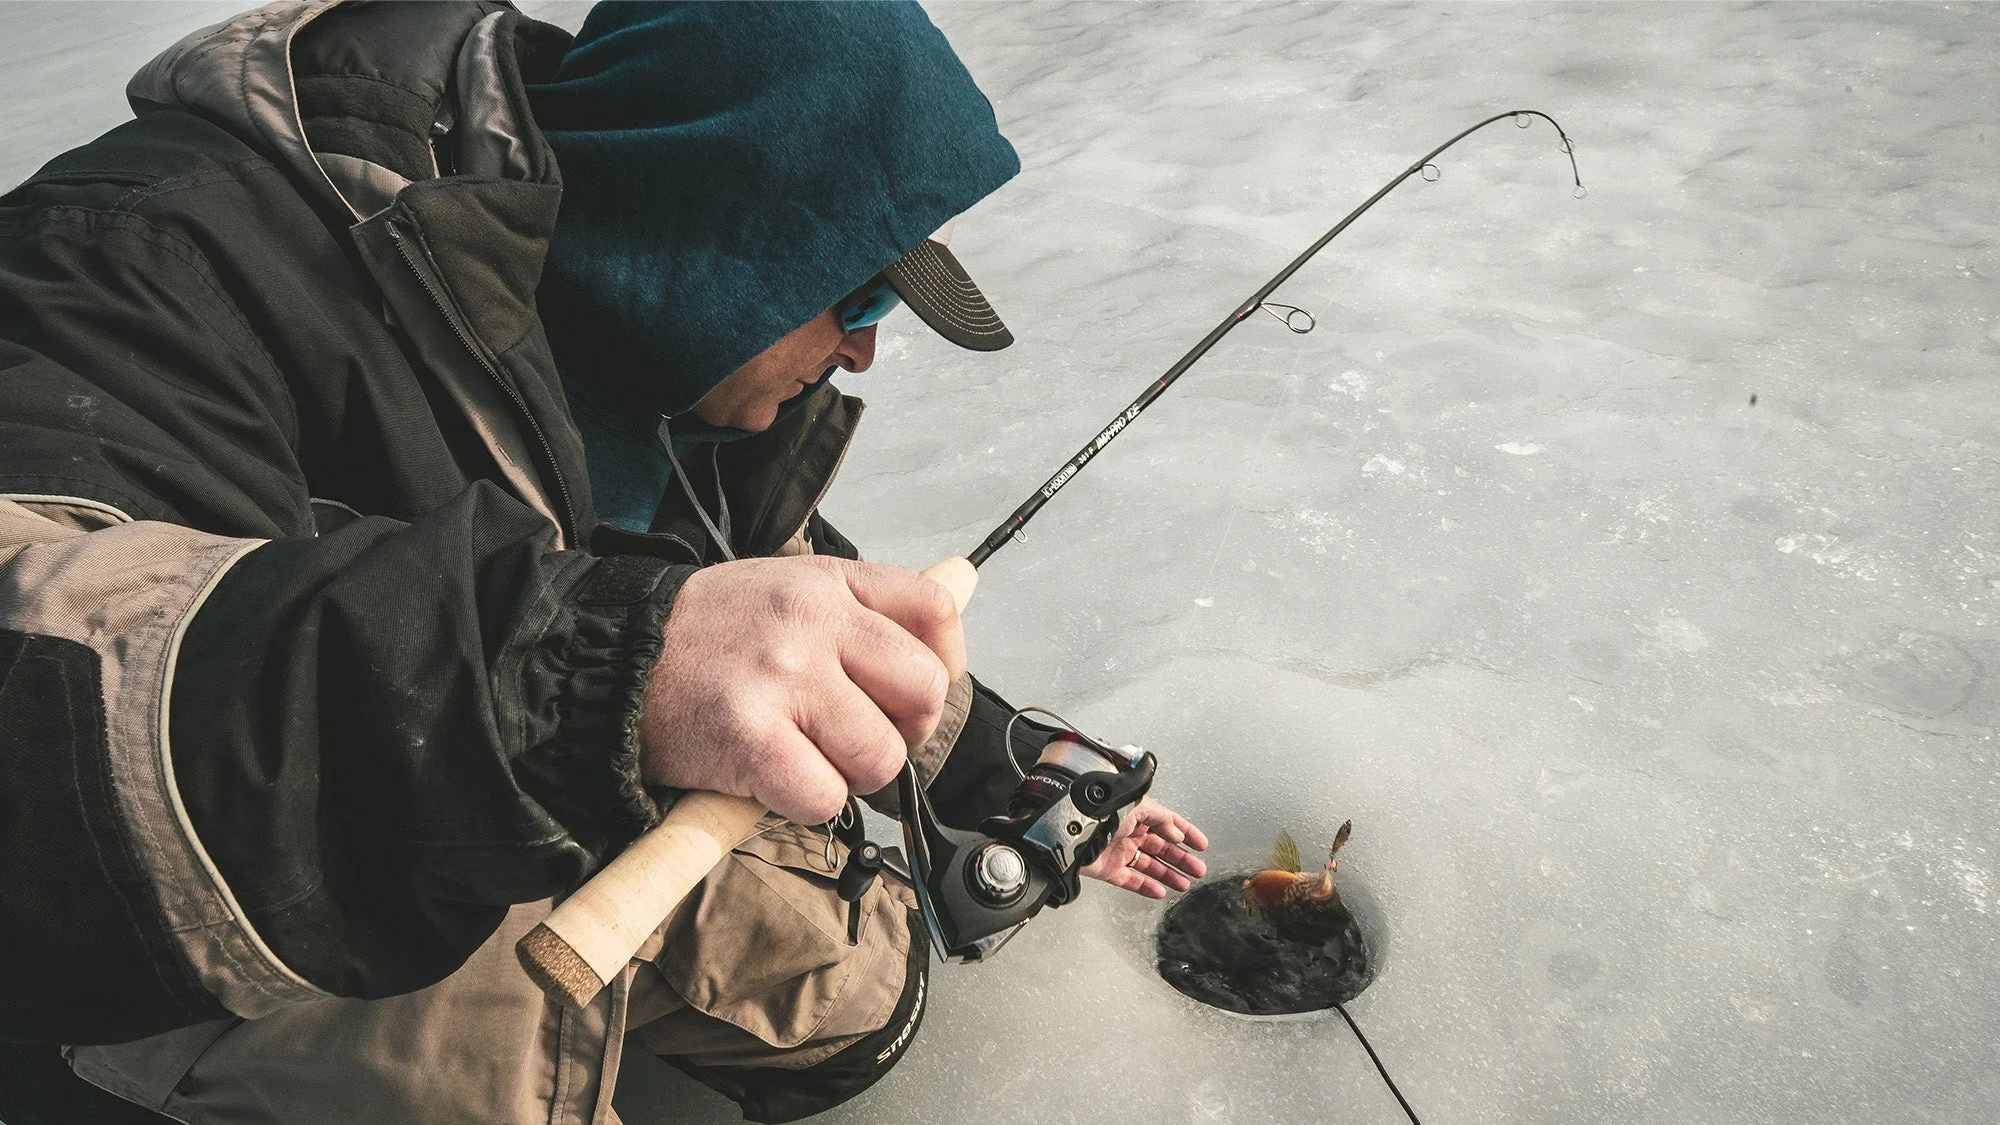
[
  {"xmin": 522, "ymin": 109, "xmax": 1582, "ymax": 1029},
  {"xmin": 964, "ymin": 109, "xmax": 1583, "ymax": 569}
]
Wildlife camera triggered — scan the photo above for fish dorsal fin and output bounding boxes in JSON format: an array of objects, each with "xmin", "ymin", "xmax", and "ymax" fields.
[{"xmin": 1271, "ymin": 829, "xmax": 1300, "ymax": 873}]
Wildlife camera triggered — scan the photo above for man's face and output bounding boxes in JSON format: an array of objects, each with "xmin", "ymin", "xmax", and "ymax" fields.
[{"xmin": 691, "ymin": 312, "xmax": 877, "ymax": 431}]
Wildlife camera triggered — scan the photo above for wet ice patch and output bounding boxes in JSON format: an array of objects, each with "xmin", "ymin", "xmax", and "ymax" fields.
[{"xmin": 1835, "ymin": 629, "xmax": 1981, "ymax": 718}]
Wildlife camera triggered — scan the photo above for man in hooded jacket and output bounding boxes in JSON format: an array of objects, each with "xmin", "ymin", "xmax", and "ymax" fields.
[{"xmin": 0, "ymin": 3, "xmax": 1208, "ymax": 1123}]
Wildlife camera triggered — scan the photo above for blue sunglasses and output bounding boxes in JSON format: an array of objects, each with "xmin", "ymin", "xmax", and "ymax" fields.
[{"xmin": 836, "ymin": 275, "xmax": 901, "ymax": 332}]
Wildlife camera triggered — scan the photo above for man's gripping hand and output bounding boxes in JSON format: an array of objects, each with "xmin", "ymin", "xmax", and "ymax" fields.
[{"xmin": 638, "ymin": 556, "xmax": 966, "ymax": 824}]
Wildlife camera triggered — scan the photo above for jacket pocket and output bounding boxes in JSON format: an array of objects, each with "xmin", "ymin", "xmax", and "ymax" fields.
[
  {"xmin": 68, "ymin": 1017, "xmax": 240, "ymax": 1116},
  {"xmin": 652, "ymin": 821, "xmax": 903, "ymax": 1050}
]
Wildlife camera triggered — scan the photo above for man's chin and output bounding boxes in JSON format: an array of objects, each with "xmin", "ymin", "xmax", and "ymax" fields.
[
  {"xmin": 694, "ymin": 402, "xmax": 778, "ymax": 433},
  {"xmin": 735, "ymin": 401, "xmax": 785, "ymax": 432}
]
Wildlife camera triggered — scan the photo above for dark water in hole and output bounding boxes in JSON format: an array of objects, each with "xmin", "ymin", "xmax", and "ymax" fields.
[{"xmin": 1155, "ymin": 874, "xmax": 1377, "ymax": 1015}]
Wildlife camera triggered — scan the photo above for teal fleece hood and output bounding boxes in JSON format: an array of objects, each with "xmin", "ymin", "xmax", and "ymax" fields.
[{"xmin": 528, "ymin": 1, "xmax": 1022, "ymax": 421}]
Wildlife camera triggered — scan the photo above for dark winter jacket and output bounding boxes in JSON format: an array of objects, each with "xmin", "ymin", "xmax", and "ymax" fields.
[{"xmin": 0, "ymin": 0, "xmax": 1035, "ymax": 1047}]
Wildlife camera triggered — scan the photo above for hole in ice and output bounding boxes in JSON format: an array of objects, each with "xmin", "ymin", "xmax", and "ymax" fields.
[{"xmin": 1153, "ymin": 856, "xmax": 1382, "ymax": 1016}]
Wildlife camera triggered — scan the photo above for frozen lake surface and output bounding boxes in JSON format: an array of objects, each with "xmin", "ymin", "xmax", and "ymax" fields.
[{"xmin": 6, "ymin": 3, "xmax": 1996, "ymax": 1123}]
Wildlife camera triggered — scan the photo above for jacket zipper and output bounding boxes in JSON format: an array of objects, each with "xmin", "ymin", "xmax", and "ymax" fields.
[
  {"xmin": 790, "ymin": 398, "xmax": 858, "ymax": 545},
  {"xmin": 795, "ymin": 427, "xmax": 854, "ymax": 544},
  {"xmin": 385, "ymin": 220, "xmax": 579, "ymax": 546}
]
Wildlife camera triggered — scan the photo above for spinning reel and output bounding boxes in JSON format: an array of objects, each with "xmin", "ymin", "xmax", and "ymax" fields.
[{"xmin": 832, "ymin": 720, "xmax": 1156, "ymax": 962}]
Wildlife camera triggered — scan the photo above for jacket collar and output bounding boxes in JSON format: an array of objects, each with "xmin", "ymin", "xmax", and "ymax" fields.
[
  {"xmin": 127, "ymin": 2, "xmax": 562, "ymax": 223},
  {"xmin": 618, "ymin": 389, "xmax": 867, "ymax": 565}
]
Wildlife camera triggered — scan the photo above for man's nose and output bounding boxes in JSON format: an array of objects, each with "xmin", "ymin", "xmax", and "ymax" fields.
[{"xmin": 834, "ymin": 324, "xmax": 876, "ymax": 373}]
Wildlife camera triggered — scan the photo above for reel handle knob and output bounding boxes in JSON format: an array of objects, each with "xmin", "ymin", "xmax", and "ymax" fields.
[{"xmin": 838, "ymin": 841, "xmax": 885, "ymax": 903}]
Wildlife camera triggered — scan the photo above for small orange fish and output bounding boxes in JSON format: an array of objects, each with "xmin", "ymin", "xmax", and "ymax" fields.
[{"xmin": 1242, "ymin": 820, "xmax": 1352, "ymax": 916}]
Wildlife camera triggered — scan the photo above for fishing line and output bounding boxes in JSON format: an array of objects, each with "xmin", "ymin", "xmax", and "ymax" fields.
[
  {"xmin": 963, "ymin": 108, "xmax": 1583, "ymax": 568},
  {"xmin": 1167, "ymin": 294, "xmax": 1315, "ymax": 683},
  {"xmin": 1336, "ymin": 1001, "xmax": 1422, "ymax": 1125}
]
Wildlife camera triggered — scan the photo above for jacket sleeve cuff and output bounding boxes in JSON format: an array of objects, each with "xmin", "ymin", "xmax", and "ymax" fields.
[
  {"xmin": 877, "ymin": 674, "xmax": 1059, "ymax": 829},
  {"xmin": 862, "ymin": 671, "xmax": 976, "ymax": 818},
  {"xmin": 511, "ymin": 555, "xmax": 696, "ymax": 867}
]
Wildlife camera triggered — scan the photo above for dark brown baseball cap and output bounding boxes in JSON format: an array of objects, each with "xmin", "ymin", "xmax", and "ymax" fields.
[{"xmin": 879, "ymin": 222, "xmax": 1014, "ymax": 351}]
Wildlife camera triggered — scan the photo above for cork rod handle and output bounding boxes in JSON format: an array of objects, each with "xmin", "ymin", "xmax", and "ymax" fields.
[{"xmin": 518, "ymin": 557, "xmax": 978, "ymax": 1009}]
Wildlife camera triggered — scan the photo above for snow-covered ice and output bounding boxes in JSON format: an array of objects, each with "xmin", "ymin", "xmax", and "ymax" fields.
[{"xmin": 6, "ymin": 3, "xmax": 1997, "ymax": 1123}]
